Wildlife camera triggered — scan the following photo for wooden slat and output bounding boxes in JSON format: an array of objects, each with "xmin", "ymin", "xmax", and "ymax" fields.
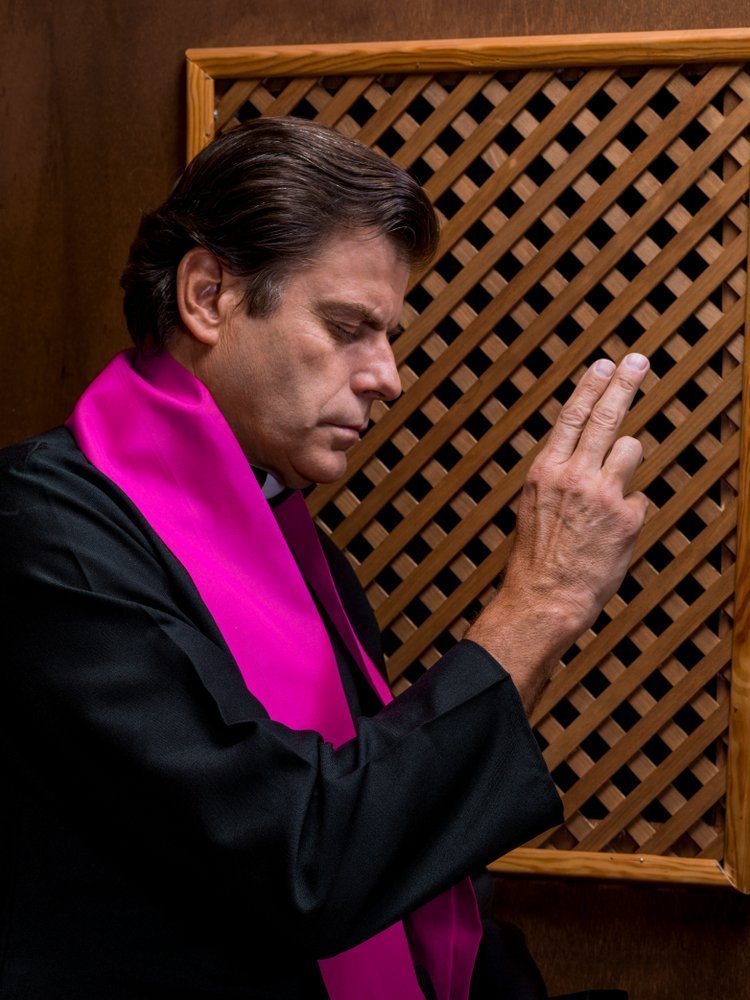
[
  {"xmin": 426, "ymin": 66, "xmax": 651, "ymax": 262},
  {"xmin": 640, "ymin": 771, "xmax": 726, "ymax": 856},
  {"xmin": 533, "ymin": 487, "xmax": 739, "ymax": 719},
  {"xmin": 490, "ymin": 849, "xmax": 731, "ymax": 886},
  {"xmin": 186, "ymin": 58, "xmax": 215, "ymax": 158},
  {"xmin": 420, "ymin": 70, "xmax": 563, "ymax": 202},
  {"xmin": 541, "ymin": 501, "xmax": 736, "ymax": 769},
  {"xmin": 409, "ymin": 63, "xmax": 736, "ymax": 368},
  {"xmin": 215, "ymin": 80, "xmax": 262, "ymax": 130},
  {"xmin": 354, "ymin": 75, "xmax": 432, "ymax": 147},
  {"xmin": 725, "ymin": 229, "xmax": 750, "ymax": 893},
  {"xmin": 577, "ymin": 701, "xmax": 729, "ymax": 852},
  {"xmin": 310, "ymin": 75, "xmax": 377, "ymax": 128},
  {"xmin": 559, "ymin": 631, "xmax": 732, "ymax": 818},
  {"xmin": 264, "ymin": 78, "xmax": 319, "ymax": 117},
  {"xmin": 187, "ymin": 29, "xmax": 750, "ymax": 79},
  {"xmin": 391, "ymin": 73, "xmax": 493, "ymax": 170}
]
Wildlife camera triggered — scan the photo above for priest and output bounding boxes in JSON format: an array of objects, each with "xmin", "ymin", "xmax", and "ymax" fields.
[{"xmin": 0, "ymin": 117, "xmax": 647, "ymax": 999}]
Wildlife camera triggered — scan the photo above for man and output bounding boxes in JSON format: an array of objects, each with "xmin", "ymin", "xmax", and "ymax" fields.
[{"xmin": 0, "ymin": 118, "xmax": 647, "ymax": 999}]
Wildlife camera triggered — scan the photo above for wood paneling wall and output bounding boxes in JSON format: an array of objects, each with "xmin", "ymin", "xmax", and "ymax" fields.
[
  {"xmin": 2, "ymin": 2, "xmax": 749, "ymax": 997},
  {"xmin": 494, "ymin": 875, "xmax": 750, "ymax": 999}
]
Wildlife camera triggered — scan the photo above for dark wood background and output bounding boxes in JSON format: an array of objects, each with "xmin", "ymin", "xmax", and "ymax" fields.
[{"xmin": 2, "ymin": 2, "xmax": 749, "ymax": 997}]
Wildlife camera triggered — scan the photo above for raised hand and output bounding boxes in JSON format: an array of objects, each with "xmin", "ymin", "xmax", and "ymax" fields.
[{"xmin": 466, "ymin": 354, "xmax": 650, "ymax": 711}]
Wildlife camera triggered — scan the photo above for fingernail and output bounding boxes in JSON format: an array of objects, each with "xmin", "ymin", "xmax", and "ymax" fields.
[
  {"xmin": 624, "ymin": 353, "xmax": 649, "ymax": 370},
  {"xmin": 594, "ymin": 359, "xmax": 616, "ymax": 377}
]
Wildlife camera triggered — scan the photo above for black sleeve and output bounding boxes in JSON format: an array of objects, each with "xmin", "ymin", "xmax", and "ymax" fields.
[{"xmin": 0, "ymin": 432, "xmax": 561, "ymax": 958}]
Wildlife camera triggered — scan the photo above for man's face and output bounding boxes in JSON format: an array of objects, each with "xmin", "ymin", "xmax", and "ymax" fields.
[{"xmin": 198, "ymin": 231, "xmax": 409, "ymax": 488}]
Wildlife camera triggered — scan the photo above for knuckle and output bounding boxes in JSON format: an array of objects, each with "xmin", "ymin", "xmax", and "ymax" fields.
[
  {"xmin": 630, "ymin": 491, "xmax": 650, "ymax": 522},
  {"xmin": 558, "ymin": 464, "xmax": 586, "ymax": 495},
  {"xmin": 527, "ymin": 451, "xmax": 552, "ymax": 480},
  {"xmin": 588, "ymin": 404, "xmax": 620, "ymax": 430},
  {"xmin": 557, "ymin": 402, "xmax": 590, "ymax": 430},
  {"xmin": 612, "ymin": 372, "xmax": 639, "ymax": 394},
  {"xmin": 559, "ymin": 452, "xmax": 589, "ymax": 484},
  {"xmin": 524, "ymin": 462, "xmax": 545, "ymax": 491}
]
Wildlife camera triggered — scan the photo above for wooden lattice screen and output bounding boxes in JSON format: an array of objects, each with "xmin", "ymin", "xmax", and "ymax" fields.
[{"xmin": 187, "ymin": 29, "xmax": 750, "ymax": 892}]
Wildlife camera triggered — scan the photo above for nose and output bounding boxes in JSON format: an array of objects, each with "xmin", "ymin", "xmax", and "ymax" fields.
[{"xmin": 352, "ymin": 333, "xmax": 402, "ymax": 402}]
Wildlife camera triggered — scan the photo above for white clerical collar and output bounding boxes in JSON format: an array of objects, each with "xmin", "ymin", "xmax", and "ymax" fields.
[
  {"xmin": 252, "ymin": 466, "xmax": 306, "ymax": 505},
  {"xmin": 250, "ymin": 465, "xmax": 284, "ymax": 498},
  {"xmin": 261, "ymin": 472, "xmax": 287, "ymax": 500}
]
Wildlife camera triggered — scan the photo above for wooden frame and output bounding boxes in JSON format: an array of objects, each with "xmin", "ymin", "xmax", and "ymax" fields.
[{"xmin": 186, "ymin": 28, "xmax": 750, "ymax": 892}]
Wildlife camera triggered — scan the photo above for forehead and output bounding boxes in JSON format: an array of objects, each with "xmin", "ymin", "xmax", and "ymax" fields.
[{"xmin": 294, "ymin": 230, "xmax": 410, "ymax": 326}]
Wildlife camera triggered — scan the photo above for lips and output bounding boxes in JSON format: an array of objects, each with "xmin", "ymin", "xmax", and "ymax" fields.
[
  {"xmin": 328, "ymin": 423, "xmax": 365, "ymax": 447},
  {"xmin": 327, "ymin": 418, "xmax": 369, "ymax": 434}
]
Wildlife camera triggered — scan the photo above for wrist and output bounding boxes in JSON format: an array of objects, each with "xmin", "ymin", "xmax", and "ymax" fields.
[{"xmin": 465, "ymin": 586, "xmax": 581, "ymax": 712}]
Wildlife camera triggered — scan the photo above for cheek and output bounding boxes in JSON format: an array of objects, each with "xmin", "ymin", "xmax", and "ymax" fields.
[
  {"xmin": 297, "ymin": 368, "xmax": 343, "ymax": 408},
  {"xmin": 318, "ymin": 359, "xmax": 358, "ymax": 400}
]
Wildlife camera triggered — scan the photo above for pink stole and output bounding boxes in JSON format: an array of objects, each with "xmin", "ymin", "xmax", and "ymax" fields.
[{"xmin": 66, "ymin": 350, "xmax": 482, "ymax": 999}]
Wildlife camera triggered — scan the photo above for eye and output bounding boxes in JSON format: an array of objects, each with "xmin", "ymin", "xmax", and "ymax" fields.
[{"xmin": 328, "ymin": 321, "xmax": 360, "ymax": 342}]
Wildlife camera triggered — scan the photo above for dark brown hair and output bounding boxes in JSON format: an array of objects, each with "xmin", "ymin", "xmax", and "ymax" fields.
[{"xmin": 120, "ymin": 116, "xmax": 439, "ymax": 348}]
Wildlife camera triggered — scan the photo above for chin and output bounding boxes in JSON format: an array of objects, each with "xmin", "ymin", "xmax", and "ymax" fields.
[{"xmin": 296, "ymin": 454, "xmax": 349, "ymax": 487}]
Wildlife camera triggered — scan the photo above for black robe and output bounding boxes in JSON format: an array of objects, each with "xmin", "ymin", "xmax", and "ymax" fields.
[{"xmin": 0, "ymin": 428, "xmax": 561, "ymax": 999}]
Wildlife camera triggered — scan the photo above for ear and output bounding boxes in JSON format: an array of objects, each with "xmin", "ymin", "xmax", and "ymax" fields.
[{"xmin": 176, "ymin": 248, "xmax": 237, "ymax": 346}]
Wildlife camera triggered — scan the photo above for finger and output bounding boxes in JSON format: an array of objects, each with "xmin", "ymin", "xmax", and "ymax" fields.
[
  {"xmin": 574, "ymin": 353, "xmax": 649, "ymax": 467},
  {"xmin": 625, "ymin": 489, "xmax": 650, "ymax": 528},
  {"xmin": 602, "ymin": 434, "xmax": 643, "ymax": 491},
  {"xmin": 543, "ymin": 358, "xmax": 617, "ymax": 463}
]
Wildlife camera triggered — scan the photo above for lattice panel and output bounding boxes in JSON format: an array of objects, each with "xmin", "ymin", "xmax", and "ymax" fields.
[{"xmin": 210, "ymin": 60, "xmax": 749, "ymax": 865}]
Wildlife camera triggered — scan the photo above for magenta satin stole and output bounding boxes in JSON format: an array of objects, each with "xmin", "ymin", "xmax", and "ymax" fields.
[{"xmin": 66, "ymin": 350, "xmax": 482, "ymax": 1000}]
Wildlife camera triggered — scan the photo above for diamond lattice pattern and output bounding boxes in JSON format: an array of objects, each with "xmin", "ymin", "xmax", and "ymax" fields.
[{"xmin": 214, "ymin": 63, "xmax": 750, "ymax": 860}]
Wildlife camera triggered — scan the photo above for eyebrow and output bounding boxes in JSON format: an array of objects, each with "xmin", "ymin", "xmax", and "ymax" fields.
[{"xmin": 316, "ymin": 299, "xmax": 404, "ymax": 337}]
